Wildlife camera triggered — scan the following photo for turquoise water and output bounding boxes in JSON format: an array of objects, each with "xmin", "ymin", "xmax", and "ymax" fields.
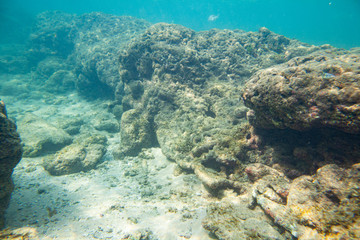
[{"xmin": 1, "ymin": 0, "xmax": 360, "ymax": 48}]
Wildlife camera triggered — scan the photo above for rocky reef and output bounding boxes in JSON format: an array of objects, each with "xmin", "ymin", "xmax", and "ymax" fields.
[
  {"xmin": 0, "ymin": 101, "xmax": 22, "ymax": 229},
  {"xmin": 28, "ymin": 11, "xmax": 150, "ymax": 98},
  {"xmin": 114, "ymin": 23, "xmax": 328, "ymax": 175},
  {"xmin": 111, "ymin": 23, "xmax": 360, "ymax": 238},
  {"xmin": 1, "ymin": 10, "xmax": 359, "ymax": 239}
]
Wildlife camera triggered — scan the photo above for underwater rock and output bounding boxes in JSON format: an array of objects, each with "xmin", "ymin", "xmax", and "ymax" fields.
[
  {"xmin": 29, "ymin": 11, "xmax": 151, "ymax": 98},
  {"xmin": 118, "ymin": 24, "xmax": 325, "ymax": 99},
  {"xmin": 74, "ymin": 13, "xmax": 150, "ymax": 98},
  {"xmin": 43, "ymin": 70, "xmax": 76, "ymax": 93},
  {"xmin": 93, "ymin": 118, "xmax": 119, "ymax": 133},
  {"xmin": 0, "ymin": 227, "xmax": 38, "ymax": 239},
  {"xmin": 28, "ymin": 11, "xmax": 76, "ymax": 62},
  {"xmin": 17, "ymin": 113, "xmax": 73, "ymax": 157},
  {"xmin": 57, "ymin": 117, "xmax": 84, "ymax": 135},
  {"xmin": 0, "ymin": 101, "xmax": 22, "ymax": 229},
  {"xmin": 43, "ymin": 134, "xmax": 107, "ymax": 176},
  {"xmin": 115, "ymin": 22, "xmax": 328, "ymax": 192},
  {"xmin": 118, "ymin": 109, "xmax": 157, "ymax": 157},
  {"xmin": 203, "ymin": 201, "xmax": 284, "ymax": 240},
  {"xmin": 242, "ymin": 50, "xmax": 360, "ymax": 133},
  {"xmin": 121, "ymin": 228, "xmax": 155, "ymax": 240},
  {"xmin": 249, "ymin": 163, "xmax": 360, "ymax": 239},
  {"xmin": 34, "ymin": 57, "xmax": 69, "ymax": 80}
]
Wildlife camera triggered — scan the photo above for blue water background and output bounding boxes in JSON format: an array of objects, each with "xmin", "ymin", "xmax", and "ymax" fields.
[{"xmin": 1, "ymin": 0, "xmax": 360, "ymax": 49}]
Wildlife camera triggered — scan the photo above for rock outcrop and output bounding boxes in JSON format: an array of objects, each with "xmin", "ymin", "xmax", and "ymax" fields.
[
  {"xmin": 115, "ymin": 23, "xmax": 328, "ymax": 190},
  {"xmin": 242, "ymin": 50, "xmax": 360, "ymax": 133},
  {"xmin": 28, "ymin": 11, "xmax": 151, "ymax": 98},
  {"xmin": 0, "ymin": 101, "xmax": 22, "ymax": 229}
]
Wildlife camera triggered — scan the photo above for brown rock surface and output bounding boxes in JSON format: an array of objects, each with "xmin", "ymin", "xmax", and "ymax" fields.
[
  {"xmin": 17, "ymin": 113, "xmax": 73, "ymax": 157},
  {"xmin": 248, "ymin": 163, "xmax": 360, "ymax": 239},
  {"xmin": 242, "ymin": 50, "xmax": 360, "ymax": 133},
  {"xmin": 43, "ymin": 134, "xmax": 107, "ymax": 176},
  {"xmin": 0, "ymin": 101, "xmax": 22, "ymax": 229},
  {"xmin": 115, "ymin": 23, "xmax": 328, "ymax": 193}
]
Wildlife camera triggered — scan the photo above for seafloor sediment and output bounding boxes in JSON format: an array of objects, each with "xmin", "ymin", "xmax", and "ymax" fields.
[{"xmin": 0, "ymin": 11, "xmax": 359, "ymax": 240}]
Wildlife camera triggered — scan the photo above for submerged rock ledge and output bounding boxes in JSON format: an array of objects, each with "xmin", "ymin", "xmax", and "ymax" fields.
[{"xmin": 243, "ymin": 50, "xmax": 360, "ymax": 133}]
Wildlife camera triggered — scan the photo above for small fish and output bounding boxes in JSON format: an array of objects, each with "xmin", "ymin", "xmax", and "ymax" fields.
[
  {"xmin": 208, "ymin": 14, "xmax": 219, "ymax": 22},
  {"xmin": 322, "ymin": 72, "xmax": 336, "ymax": 79}
]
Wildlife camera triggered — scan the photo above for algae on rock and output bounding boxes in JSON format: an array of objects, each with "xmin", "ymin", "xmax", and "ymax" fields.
[
  {"xmin": 0, "ymin": 101, "xmax": 22, "ymax": 229},
  {"xmin": 242, "ymin": 50, "xmax": 360, "ymax": 133},
  {"xmin": 43, "ymin": 134, "xmax": 107, "ymax": 176},
  {"xmin": 115, "ymin": 23, "xmax": 324, "ymax": 194},
  {"xmin": 17, "ymin": 113, "xmax": 73, "ymax": 157}
]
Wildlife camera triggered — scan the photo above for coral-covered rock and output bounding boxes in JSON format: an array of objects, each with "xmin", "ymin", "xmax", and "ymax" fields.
[
  {"xmin": 73, "ymin": 13, "xmax": 150, "ymax": 96},
  {"xmin": 249, "ymin": 163, "xmax": 360, "ymax": 239},
  {"xmin": 242, "ymin": 50, "xmax": 360, "ymax": 133},
  {"xmin": 118, "ymin": 23, "xmax": 325, "ymax": 99},
  {"xmin": 43, "ymin": 134, "xmax": 107, "ymax": 175},
  {"xmin": 0, "ymin": 101, "xmax": 22, "ymax": 229},
  {"xmin": 115, "ymin": 23, "xmax": 326, "ymax": 192}
]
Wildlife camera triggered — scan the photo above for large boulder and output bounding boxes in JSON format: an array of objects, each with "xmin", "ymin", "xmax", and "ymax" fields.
[
  {"xmin": 0, "ymin": 101, "xmax": 22, "ymax": 229},
  {"xmin": 242, "ymin": 50, "xmax": 360, "ymax": 133},
  {"xmin": 28, "ymin": 11, "xmax": 76, "ymax": 61},
  {"xmin": 115, "ymin": 23, "xmax": 327, "ymax": 191}
]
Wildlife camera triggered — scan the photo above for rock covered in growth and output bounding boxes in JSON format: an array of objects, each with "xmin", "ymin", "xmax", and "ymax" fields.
[
  {"xmin": 29, "ymin": 11, "xmax": 77, "ymax": 60},
  {"xmin": 0, "ymin": 227, "xmax": 38, "ymax": 239},
  {"xmin": 116, "ymin": 23, "xmax": 325, "ymax": 188},
  {"xmin": 0, "ymin": 101, "xmax": 22, "ymax": 229},
  {"xmin": 118, "ymin": 24, "xmax": 325, "ymax": 98},
  {"xmin": 29, "ymin": 11, "xmax": 151, "ymax": 98},
  {"xmin": 247, "ymin": 163, "xmax": 360, "ymax": 239},
  {"xmin": 17, "ymin": 113, "xmax": 73, "ymax": 157},
  {"xmin": 118, "ymin": 109, "xmax": 157, "ymax": 157},
  {"xmin": 203, "ymin": 201, "xmax": 284, "ymax": 240},
  {"xmin": 43, "ymin": 134, "xmax": 107, "ymax": 176},
  {"xmin": 74, "ymin": 13, "xmax": 150, "ymax": 96},
  {"xmin": 242, "ymin": 50, "xmax": 360, "ymax": 133}
]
